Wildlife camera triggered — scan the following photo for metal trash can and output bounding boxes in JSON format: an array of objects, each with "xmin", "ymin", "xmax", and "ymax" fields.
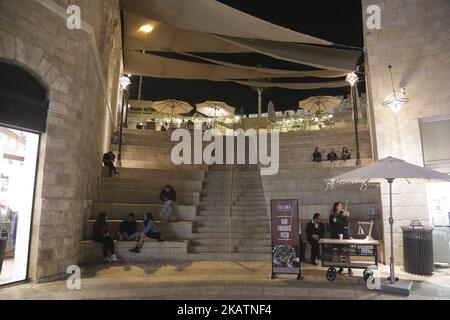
[
  {"xmin": 401, "ymin": 221, "xmax": 434, "ymax": 275},
  {"xmin": 0, "ymin": 237, "xmax": 7, "ymax": 275}
]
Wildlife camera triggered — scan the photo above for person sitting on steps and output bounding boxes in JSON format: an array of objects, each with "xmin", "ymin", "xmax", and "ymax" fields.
[
  {"xmin": 306, "ymin": 213, "xmax": 325, "ymax": 265},
  {"xmin": 341, "ymin": 146, "xmax": 351, "ymax": 161},
  {"xmin": 158, "ymin": 185, "xmax": 176, "ymax": 221},
  {"xmin": 327, "ymin": 148, "xmax": 338, "ymax": 163},
  {"xmin": 103, "ymin": 151, "xmax": 119, "ymax": 177},
  {"xmin": 116, "ymin": 212, "xmax": 140, "ymax": 241},
  {"xmin": 130, "ymin": 213, "xmax": 164, "ymax": 253},
  {"xmin": 312, "ymin": 147, "xmax": 322, "ymax": 162},
  {"xmin": 93, "ymin": 212, "xmax": 118, "ymax": 262}
]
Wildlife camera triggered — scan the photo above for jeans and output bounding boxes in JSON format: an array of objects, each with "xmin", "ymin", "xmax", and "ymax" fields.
[
  {"xmin": 160, "ymin": 200, "xmax": 173, "ymax": 220},
  {"xmin": 96, "ymin": 236, "xmax": 115, "ymax": 257},
  {"xmin": 125, "ymin": 232, "xmax": 141, "ymax": 241},
  {"xmin": 145, "ymin": 232, "xmax": 162, "ymax": 240},
  {"xmin": 103, "ymin": 160, "xmax": 117, "ymax": 177},
  {"xmin": 308, "ymin": 239, "xmax": 320, "ymax": 263}
]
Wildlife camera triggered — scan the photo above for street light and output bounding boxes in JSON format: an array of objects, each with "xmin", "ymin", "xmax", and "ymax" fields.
[
  {"xmin": 383, "ymin": 65, "xmax": 409, "ymax": 113},
  {"xmin": 118, "ymin": 75, "xmax": 131, "ymax": 167},
  {"xmin": 346, "ymin": 71, "xmax": 362, "ymax": 166}
]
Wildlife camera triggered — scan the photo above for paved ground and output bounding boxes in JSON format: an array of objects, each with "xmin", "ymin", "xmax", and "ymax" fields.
[{"xmin": 1, "ymin": 261, "xmax": 450, "ymax": 300}]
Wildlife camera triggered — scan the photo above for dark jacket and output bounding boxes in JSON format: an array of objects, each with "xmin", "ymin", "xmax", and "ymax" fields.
[
  {"xmin": 159, "ymin": 187, "xmax": 176, "ymax": 201},
  {"xmin": 119, "ymin": 220, "xmax": 137, "ymax": 235},
  {"xmin": 329, "ymin": 212, "xmax": 350, "ymax": 239},
  {"xmin": 93, "ymin": 221, "xmax": 108, "ymax": 242},
  {"xmin": 103, "ymin": 151, "xmax": 115, "ymax": 162},
  {"xmin": 306, "ymin": 221, "xmax": 325, "ymax": 243}
]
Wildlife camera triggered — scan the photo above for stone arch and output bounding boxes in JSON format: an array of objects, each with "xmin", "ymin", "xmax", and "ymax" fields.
[
  {"xmin": 0, "ymin": 31, "xmax": 67, "ymax": 282},
  {"xmin": 0, "ymin": 61, "xmax": 49, "ymax": 132}
]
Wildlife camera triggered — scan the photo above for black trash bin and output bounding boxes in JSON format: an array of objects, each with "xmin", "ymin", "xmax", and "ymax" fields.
[
  {"xmin": 0, "ymin": 237, "xmax": 7, "ymax": 275},
  {"xmin": 401, "ymin": 221, "xmax": 434, "ymax": 275}
]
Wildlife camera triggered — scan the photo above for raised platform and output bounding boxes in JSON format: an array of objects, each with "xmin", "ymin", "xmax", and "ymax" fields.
[
  {"xmin": 81, "ymin": 240, "xmax": 189, "ymax": 263},
  {"xmin": 84, "ymin": 220, "xmax": 193, "ymax": 240}
]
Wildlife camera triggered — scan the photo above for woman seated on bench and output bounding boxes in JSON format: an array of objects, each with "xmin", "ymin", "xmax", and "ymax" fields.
[{"xmin": 129, "ymin": 213, "xmax": 164, "ymax": 253}]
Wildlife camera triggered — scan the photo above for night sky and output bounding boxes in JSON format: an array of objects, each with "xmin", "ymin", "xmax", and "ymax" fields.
[{"xmin": 128, "ymin": 0, "xmax": 364, "ymax": 114}]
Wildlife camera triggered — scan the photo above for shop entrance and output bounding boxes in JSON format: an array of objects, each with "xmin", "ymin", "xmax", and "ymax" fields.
[
  {"xmin": 0, "ymin": 127, "xmax": 39, "ymax": 285},
  {"xmin": 0, "ymin": 61, "xmax": 49, "ymax": 286}
]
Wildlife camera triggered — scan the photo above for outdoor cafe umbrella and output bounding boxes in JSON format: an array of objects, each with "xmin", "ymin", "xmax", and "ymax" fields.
[
  {"xmin": 327, "ymin": 156, "xmax": 450, "ymax": 295},
  {"xmin": 299, "ymin": 96, "xmax": 341, "ymax": 112},
  {"xmin": 196, "ymin": 101, "xmax": 235, "ymax": 118},
  {"xmin": 153, "ymin": 99, "xmax": 193, "ymax": 121}
]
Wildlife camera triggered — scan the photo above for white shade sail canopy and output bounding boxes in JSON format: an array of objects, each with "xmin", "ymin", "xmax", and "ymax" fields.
[
  {"xmin": 124, "ymin": 0, "xmax": 331, "ymax": 45},
  {"xmin": 217, "ymin": 36, "xmax": 362, "ymax": 72},
  {"xmin": 123, "ymin": 0, "xmax": 362, "ymax": 90},
  {"xmin": 152, "ymin": 99, "xmax": 193, "ymax": 115},
  {"xmin": 328, "ymin": 157, "xmax": 450, "ymax": 183},
  {"xmin": 125, "ymin": 34, "xmax": 349, "ymax": 78},
  {"xmin": 299, "ymin": 96, "xmax": 342, "ymax": 111},
  {"xmin": 196, "ymin": 101, "xmax": 235, "ymax": 117},
  {"xmin": 125, "ymin": 50, "xmax": 351, "ymax": 82}
]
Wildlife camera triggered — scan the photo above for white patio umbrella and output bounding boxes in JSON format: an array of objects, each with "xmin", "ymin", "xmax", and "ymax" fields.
[
  {"xmin": 327, "ymin": 156, "xmax": 450, "ymax": 295},
  {"xmin": 153, "ymin": 99, "xmax": 193, "ymax": 121},
  {"xmin": 299, "ymin": 96, "xmax": 341, "ymax": 112},
  {"xmin": 196, "ymin": 101, "xmax": 235, "ymax": 118}
]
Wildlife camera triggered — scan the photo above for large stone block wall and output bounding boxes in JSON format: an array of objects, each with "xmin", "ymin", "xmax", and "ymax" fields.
[
  {"xmin": 362, "ymin": 0, "xmax": 450, "ymax": 263},
  {"xmin": 0, "ymin": 0, "xmax": 122, "ymax": 281}
]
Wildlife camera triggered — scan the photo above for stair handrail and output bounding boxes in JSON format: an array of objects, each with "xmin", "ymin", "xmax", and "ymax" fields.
[{"xmin": 228, "ymin": 164, "xmax": 234, "ymax": 254}]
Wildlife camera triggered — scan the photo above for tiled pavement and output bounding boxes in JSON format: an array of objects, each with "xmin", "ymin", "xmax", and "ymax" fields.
[{"xmin": 1, "ymin": 261, "xmax": 449, "ymax": 300}]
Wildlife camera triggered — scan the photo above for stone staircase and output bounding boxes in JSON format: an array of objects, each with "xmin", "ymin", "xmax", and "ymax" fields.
[
  {"xmin": 81, "ymin": 129, "xmax": 207, "ymax": 264},
  {"xmin": 187, "ymin": 165, "xmax": 271, "ymax": 261},
  {"xmin": 81, "ymin": 126, "xmax": 383, "ymax": 264}
]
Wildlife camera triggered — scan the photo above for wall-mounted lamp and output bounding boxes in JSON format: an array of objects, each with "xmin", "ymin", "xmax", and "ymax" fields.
[
  {"xmin": 119, "ymin": 75, "xmax": 131, "ymax": 90},
  {"xmin": 346, "ymin": 72, "xmax": 359, "ymax": 86},
  {"xmin": 383, "ymin": 65, "xmax": 409, "ymax": 113},
  {"xmin": 139, "ymin": 24, "xmax": 154, "ymax": 33}
]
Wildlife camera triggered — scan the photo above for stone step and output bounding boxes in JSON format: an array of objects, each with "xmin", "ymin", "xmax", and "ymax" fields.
[
  {"xmin": 119, "ymin": 160, "xmax": 208, "ymax": 170},
  {"xmin": 198, "ymin": 206, "xmax": 267, "ymax": 212},
  {"xmin": 194, "ymin": 216, "xmax": 270, "ymax": 222},
  {"xmin": 84, "ymin": 220, "xmax": 193, "ymax": 240},
  {"xmin": 97, "ymin": 189, "xmax": 199, "ymax": 205},
  {"xmin": 188, "ymin": 245, "xmax": 272, "ymax": 254},
  {"xmin": 100, "ymin": 178, "xmax": 203, "ymax": 191},
  {"xmin": 276, "ymin": 159, "xmax": 373, "ymax": 169},
  {"xmin": 194, "ymin": 226, "xmax": 270, "ymax": 233},
  {"xmin": 191, "ymin": 233, "xmax": 271, "ymax": 240},
  {"xmin": 81, "ymin": 240, "xmax": 189, "ymax": 264},
  {"xmin": 186, "ymin": 253, "xmax": 271, "ymax": 261},
  {"xmin": 93, "ymin": 203, "xmax": 196, "ymax": 221},
  {"xmin": 262, "ymin": 194, "xmax": 380, "ymax": 205},
  {"xmin": 190, "ymin": 239, "xmax": 271, "ymax": 246},
  {"xmin": 199, "ymin": 199, "xmax": 266, "ymax": 206},
  {"xmin": 195, "ymin": 220, "xmax": 270, "ymax": 227},
  {"xmin": 200, "ymin": 196, "xmax": 266, "ymax": 203},
  {"xmin": 102, "ymin": 167, "xmax": 206, "ymax": 180}
]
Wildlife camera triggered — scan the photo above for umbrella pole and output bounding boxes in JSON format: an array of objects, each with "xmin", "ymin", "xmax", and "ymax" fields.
[{"xmin": 388, "ymin": 178, "xmax": 396, "ymax": 284}]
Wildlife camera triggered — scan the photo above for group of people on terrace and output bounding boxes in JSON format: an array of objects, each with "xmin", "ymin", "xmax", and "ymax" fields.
[{"xmin": 312, "ymin": 146, "xmax": 351, "ymax": 163}]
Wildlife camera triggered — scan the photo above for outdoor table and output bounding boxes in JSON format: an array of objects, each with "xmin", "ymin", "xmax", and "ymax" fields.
[{"xmin": 319, "ymin": 238, "xmax": 380, "ymax": 282}]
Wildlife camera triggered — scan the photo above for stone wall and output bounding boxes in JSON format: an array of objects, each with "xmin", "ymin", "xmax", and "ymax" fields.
[
  {"xmin": 362, "ymin": 0, "xmax": 450, "ymax": 263},
  {"xmin": 0, "ymin": 0, "xmax": 122, "ymax": 281}
]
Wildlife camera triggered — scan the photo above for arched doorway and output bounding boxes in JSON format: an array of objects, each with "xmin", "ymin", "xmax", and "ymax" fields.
[{"xmin": 0, "ymin": 61, "xmax": 48, "ymax": 286}]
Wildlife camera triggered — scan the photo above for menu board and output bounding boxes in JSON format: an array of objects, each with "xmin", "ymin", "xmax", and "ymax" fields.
[{"xmin": 270, "ymin": 199, "xmax": 301, "ymax": 275}]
